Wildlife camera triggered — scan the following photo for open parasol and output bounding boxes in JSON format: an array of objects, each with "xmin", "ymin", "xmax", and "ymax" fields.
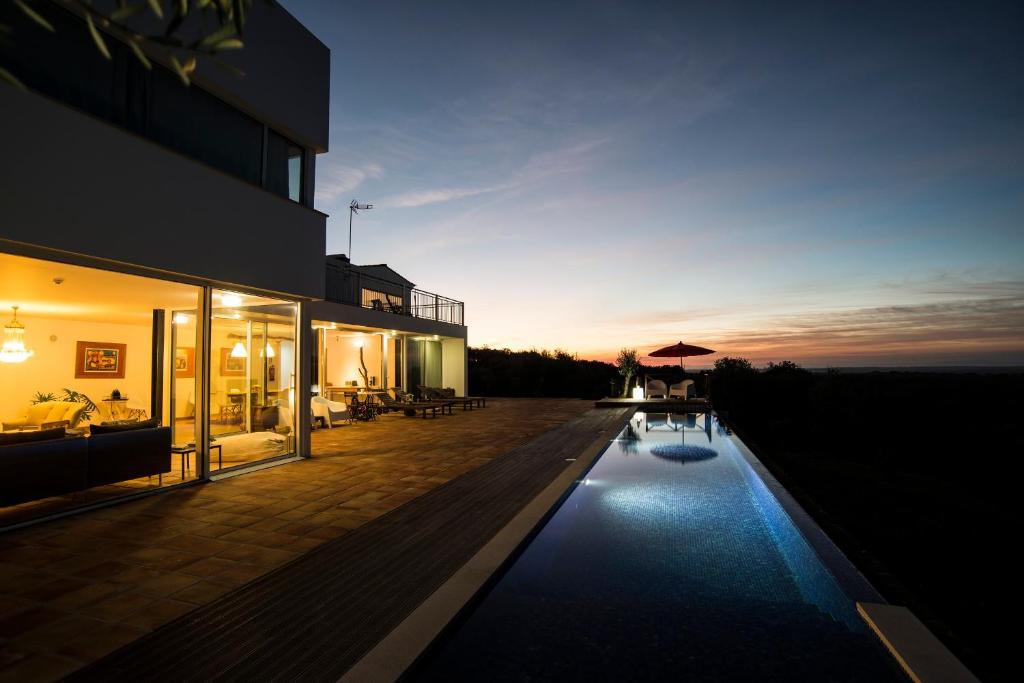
[{"xmin": 648, "ymin": 341, "xmax": 715, "ymax": 372}]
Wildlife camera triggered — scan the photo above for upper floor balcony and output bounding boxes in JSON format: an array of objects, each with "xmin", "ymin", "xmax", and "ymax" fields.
[{"xmin": 325, "ymin": 257, "xmax": 465, "ymax": 326}]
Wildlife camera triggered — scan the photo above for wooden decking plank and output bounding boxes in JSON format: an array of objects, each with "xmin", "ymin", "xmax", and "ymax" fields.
[
  {"xmin": 72, "ymin": 408, "xmax": 630, "ymax": 682},
  {"xmin": 152, "ymin": 412, "xmax": 619, "ymax": 679}
]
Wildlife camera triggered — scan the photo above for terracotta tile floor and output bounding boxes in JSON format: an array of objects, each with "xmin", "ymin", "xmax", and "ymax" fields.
[{"xmin": 0, "ymin": 398, "xmax": 590, "ymax": 681}]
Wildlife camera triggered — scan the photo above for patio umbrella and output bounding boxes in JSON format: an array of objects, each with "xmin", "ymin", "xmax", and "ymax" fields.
[{"xmin": 648, "ymin": 341, "xmax": 715, "ymax": 372}]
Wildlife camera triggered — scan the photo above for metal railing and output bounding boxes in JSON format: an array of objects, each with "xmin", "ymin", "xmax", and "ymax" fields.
[{"xmin": 325, "ymin": 261, "xmax": 464, "ymax": 325}]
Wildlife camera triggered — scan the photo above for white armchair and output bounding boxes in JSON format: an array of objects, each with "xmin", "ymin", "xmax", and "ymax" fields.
[
  {"xmin": 311, "ymin": 396, "xmax": 350, "ymax": 428},
  {"xmin": 645, "ymin": 379, "xmax": 668, "ymax": 399},
  {"xmin": 669, "ymin": 380, "xmax": 694, "ymax": 399}
]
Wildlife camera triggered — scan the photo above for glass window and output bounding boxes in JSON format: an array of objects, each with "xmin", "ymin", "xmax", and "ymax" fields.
[
  {"xmin": 209, "ymin": 290, "xmax": 297, "ymax": 471},
  {"xmin": 149, "ymin": 67, "xmax": 264, "ymax": 185},
  {"xmin": 288, "ymin": 146, "xmax": 303, "ymax": 202},
  {"xmin": 267, "ymin": 130, "xmax": 304, "ymax": 203}
]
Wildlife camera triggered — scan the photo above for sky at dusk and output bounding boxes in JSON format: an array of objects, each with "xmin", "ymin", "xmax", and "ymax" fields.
[{"xmin": 285, "ymin": 0, "xmax": 1024, "ymax": 366}]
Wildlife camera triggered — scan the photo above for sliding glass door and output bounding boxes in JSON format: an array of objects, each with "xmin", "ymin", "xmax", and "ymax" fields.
[{"xmin": 208, "ymin": 290, "xmax": 297, "ymax": 471}]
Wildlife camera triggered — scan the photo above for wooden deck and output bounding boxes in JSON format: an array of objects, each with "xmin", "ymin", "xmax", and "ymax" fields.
[{"xmin": 71, "ymin": 407, "xmax": 632, "ymax": 681}]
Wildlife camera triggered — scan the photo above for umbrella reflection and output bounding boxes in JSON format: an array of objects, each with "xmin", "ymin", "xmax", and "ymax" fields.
[{"xmin": 649, "ymin": 443, "xmax": 718, "ymax": 464}]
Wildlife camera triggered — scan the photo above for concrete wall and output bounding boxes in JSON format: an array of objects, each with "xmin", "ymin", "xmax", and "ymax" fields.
[
  {"xmin": 0, "ymin": 314, "xmax": 153, "ymax": 424},
  {"xmin": 325, "ymin": 333, "xmax": 386, "ymax": 390},
  {"xmin": 1, "ymin": 87, "xmax": 326, "ymax": 299},
  {"xmin": 441, "ymin": 337, "xmax": 467, "ymax": 396}
]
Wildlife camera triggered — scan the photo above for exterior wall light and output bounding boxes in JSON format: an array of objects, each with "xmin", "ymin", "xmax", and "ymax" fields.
[
  {"xmin": 632, "ymin": 386, "xmax": 645, "ymax": 400},
  {"xmin": 0, "ymin": 306, "xmax": 34, "ymax": 363}
]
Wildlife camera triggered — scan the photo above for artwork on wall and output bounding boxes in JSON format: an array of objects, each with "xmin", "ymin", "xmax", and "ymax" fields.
[
  {"xmin": 174, "ymin": 347, "xmax": 195, "ymax": 378},
  {"xmin": 220, "ymin": 347, "xmax": 246, "ymax": 376},
  {"xmin": 75, "ymin": 341, "xmax": 127, "ymax": 379}
]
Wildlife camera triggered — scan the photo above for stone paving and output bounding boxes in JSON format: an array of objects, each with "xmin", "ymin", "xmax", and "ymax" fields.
[{"xmin": 0, "ymin": 398, "xmax": 591, "ymax": 682}]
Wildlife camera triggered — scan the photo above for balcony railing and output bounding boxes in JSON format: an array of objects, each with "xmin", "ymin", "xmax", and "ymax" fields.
[{"xmin": 325, "ymin": 261, "xmax": 465, "ymax": 325}]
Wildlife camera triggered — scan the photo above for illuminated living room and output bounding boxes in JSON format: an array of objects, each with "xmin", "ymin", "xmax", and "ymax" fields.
[{"xmin": 0, "ymin": 251, "xmax": 297, "ymax": 528}]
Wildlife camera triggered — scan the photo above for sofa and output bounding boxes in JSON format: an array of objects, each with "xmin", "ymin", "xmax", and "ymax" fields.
[
  {"xmin": 1, "ymin": 401, "xmax": 88, "ymax": 431},
  {"xmin": 0, "ymin": 428, "xmax": 89, "ymax": 506},
  {"xmin": 0, "ymin": 421, "xmax": 171, "ymax": 507}
]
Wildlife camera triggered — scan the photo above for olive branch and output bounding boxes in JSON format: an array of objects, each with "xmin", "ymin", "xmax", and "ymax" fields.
[{"xmin": 2, "ymin": 0, "xmax": 257, "ymax": 90}]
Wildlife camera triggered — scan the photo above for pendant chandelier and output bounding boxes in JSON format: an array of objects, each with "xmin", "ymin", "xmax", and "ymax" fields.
[{"xmin": 0, "ymin": 306, "xmax": 34, "ymax": 364}]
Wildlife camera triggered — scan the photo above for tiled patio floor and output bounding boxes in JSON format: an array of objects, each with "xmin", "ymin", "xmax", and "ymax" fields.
[{"xmin": 0, "ymin": 399, "xmax": 591, "ymax": 682}]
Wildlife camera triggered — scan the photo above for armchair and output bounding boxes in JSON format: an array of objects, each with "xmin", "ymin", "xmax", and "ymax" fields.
[{"xmin": 311, "ymin": 396, "xmax": 350, "ymax": 428}]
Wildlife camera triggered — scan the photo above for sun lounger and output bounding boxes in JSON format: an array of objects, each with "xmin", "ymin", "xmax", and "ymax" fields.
[
  {"xmin": 417, "ymin": 385, "xmax": 487, "ymax": 409},
  {"xmin": 379, "ymin": 393, "xmax": 448, "ymax": 418}
]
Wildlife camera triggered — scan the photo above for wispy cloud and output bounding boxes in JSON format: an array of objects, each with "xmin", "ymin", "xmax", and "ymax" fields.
[
  {"xmin": 379, "ymin": 184, "xmax": 507, "ymax": 208},
  {"xmin": 701, "ymin": 296, "xmax": 1024, "ymax": 366},
  {"xmin": 315, "ymin": 161, "xmax": 384, "ymax": 203}
]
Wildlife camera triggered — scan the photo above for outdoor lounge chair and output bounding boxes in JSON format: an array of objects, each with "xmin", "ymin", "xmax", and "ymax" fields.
[
  {"xmin": 418, "ymin": 385, "xmax": 487, "ymax": 409},
  {"xmin": 669, "ymin": 380, "xmax": 694, "ymax": 400},
  {"xmin": 379, "ymin": 392, "xmax": 448, "ymax": 418},
  {"xmin": 645, "ymin": 379, "xmax": 668, "ymax": 399},
  {"xmin": 311, "ymin": 396, "xmax": 350, "ymax": 428}
]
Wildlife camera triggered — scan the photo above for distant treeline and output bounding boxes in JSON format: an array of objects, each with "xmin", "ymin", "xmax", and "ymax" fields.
[
  {"xmin": 468, "ymin": 347, "xmax": 617, "ymax": 399},
  {"xmin": 467, "ymin": 347, "xmax": 697, "ymax": 399}
]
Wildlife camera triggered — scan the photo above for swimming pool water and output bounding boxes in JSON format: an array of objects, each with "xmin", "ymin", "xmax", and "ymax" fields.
[{"xmin": 411, "ymin": 412, "xmax": 906, "ymax": 681}]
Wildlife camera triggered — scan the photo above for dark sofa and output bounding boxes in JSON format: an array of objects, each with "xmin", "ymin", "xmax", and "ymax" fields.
[
  {"xmin": 0, "ymin": 432, "xmax": 88, "ymax": 507},
  {"xmin": 0, "ymin": 424, "xmax": 172, "ymax": 507},
  {"xmin": 88, "ymin": 425, "xmax": 172, "ymax": 488}
]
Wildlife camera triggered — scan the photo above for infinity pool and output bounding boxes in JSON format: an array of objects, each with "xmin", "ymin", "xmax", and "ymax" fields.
[{"xmin": 411, "ymin": 412, "xmax": 906, "ymax": 681}]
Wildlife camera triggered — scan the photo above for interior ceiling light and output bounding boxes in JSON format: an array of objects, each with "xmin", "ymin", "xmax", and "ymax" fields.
[
  {"xmin": 220, "ymin": 293, "xmax": 243, "ymax": 307},
  {"xmin": 230, "ymin": 341, "xmax": 248, "ymax": 358},
  {"xmin": 173, "ymin": 312, "xmax": 190, "ymax": 324},
  {"xmin": 0, "ymin": 306, "xmax": 34, "ymax": 363}
]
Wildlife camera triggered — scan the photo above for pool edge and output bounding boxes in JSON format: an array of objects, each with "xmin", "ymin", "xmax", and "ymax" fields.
[
  {"xmin": 857, "ymin": 603, "xmax": 981, "ymax": 683},
  {"xmin": 338, "ymin": 408, "xmax": 635, "ymax": 683}
]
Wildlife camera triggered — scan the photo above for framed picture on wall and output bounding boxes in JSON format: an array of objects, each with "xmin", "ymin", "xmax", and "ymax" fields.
[
  {"xmin": 75, "ymin": 341, "xmax": 127, "ymax": 379},
  {"xmin": 220, "ymin": 347, "xmax": 246, "ymax": 376},
  {"xmin": 174, "ymin": 347, "xmax": 195, "ymax": 378}
]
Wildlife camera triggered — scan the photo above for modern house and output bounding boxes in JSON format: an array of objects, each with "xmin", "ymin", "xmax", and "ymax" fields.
[{"xmin": 0, "ymin": 1, "xmax": 467, "ymax": 529}]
